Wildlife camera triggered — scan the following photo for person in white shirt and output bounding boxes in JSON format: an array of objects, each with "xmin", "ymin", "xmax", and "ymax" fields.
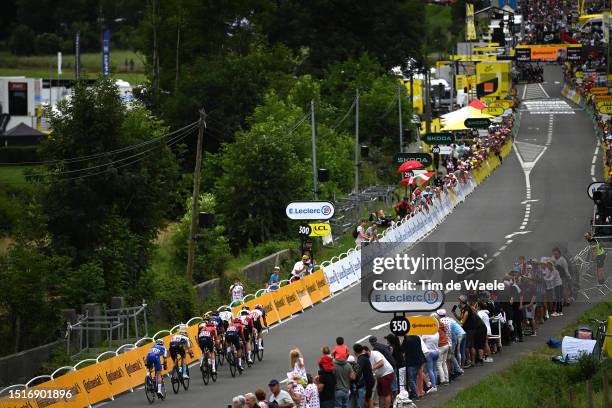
[
  {"xmin": 229, "ymin": 279, "xmax": 244, "ymax": 303},
  {"xmin": 355, "ymin": 219, "xmax": 368, "ymax": 246},
  {"xmin": 475, "ymin": 306, "xmax": 494, "ymax": 363},
  {"xmin": 291, "ymin": 255, "xmax": 310, "ymax": 280},
  {"xmin": 368, "ymin": 349, "xmax": 395, "ymax": 408}
]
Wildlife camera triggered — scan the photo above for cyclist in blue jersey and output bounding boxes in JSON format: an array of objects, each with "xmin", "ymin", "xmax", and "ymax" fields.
[{"xmin": 145, "ymin": 339, "xmax": 168, "ymax": 397}]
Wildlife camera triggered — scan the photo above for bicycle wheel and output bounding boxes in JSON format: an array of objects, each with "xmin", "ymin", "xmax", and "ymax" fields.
[
  {"xmin": 171, "ymin": 366, "xmax": 180, "ymax": 394},
  {"xmin": 211, "ymin": 364, "xmax": 218, "ymax": 382},
  {"xmin": 201, "ymin": 360, "xmax": 209, "ymax": 385},
  {"xmin": 182, "ymin": 364, "xmax": 190, "ymax": 391},
  {"xmin": 228, "ymin": 351, "xmax": 237, "ymax": 378},
  {"xmin": 144, "ymin": 375, "xmax": 155, "ymax": 404},
  {"xmin": 256, "ymin": 339, "xmax": 264, "ymax": 361},
  {"xmin": 159, "ymin": 376, "xmax": 167, "ymax": 400},
  {"xmin": 217, "ymin": 348, "xmax": 224, "ymax": 366}
]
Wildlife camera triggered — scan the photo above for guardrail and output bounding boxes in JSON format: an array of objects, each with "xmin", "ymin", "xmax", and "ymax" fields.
[{"xmin": 0, "ymin": 136, "xmax": 513, "ymax": 408}]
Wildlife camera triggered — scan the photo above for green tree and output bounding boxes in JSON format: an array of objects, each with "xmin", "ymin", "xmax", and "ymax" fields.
[{"xmin": 39, "ymin": 80, "xmax": 180, "ymax": 302}]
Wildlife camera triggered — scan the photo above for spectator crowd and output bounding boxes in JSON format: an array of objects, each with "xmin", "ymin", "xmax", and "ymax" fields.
[{"xmin": 230, "ymin": 247, "xmax": 587, "ymax": 408}]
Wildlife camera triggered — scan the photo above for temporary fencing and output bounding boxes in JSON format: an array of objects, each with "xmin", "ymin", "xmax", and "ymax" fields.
[{"xmin": 0, "ymin": 138, "xmax": 512, "ymax": 408}]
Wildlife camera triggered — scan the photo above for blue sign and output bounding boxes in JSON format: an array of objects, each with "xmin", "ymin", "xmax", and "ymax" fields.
[{"xmin": 102, "ymin": 29, "xmax": 111, "ymax": 78}]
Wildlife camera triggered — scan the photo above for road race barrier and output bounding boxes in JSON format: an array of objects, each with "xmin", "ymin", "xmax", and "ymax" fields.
[{"xmin": 0, "ymin": 130, "xmax": 516, "ymax": 408}]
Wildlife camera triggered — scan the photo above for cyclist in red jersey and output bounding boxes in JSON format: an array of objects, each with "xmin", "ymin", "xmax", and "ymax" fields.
[
  {"xmin": 239, "ymin": 307, "xmax": 255, "ymax": 364},
  {"xmin": 226, "ymin": 318, "xmax": 246, "ymax": 370},
  {"xmin": 197, "ymin": 320, "xmax": 218, "ymax": 373}
]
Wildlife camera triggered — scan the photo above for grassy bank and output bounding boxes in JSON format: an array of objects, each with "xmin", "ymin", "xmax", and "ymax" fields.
[
  {"xmin": 0, "ymin": 166, "xmax": 28, "ymax": 184},
  {"xmin": 443, "ymin": 299, "xmax": 612, "ymax": 408}
]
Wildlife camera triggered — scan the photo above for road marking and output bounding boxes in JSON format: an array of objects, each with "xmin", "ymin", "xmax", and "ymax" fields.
[
  {"xmin": 538, "ymin": 83, "xmax": 550, "ymax": 98},
  {"xmin": 485, "ymin": 258, "xmax": 494, "ymax": 265},
  {"xmin": 522, "ymin": 83, "xmax": 527, "ymax": 99},
  {"xmin": 506, "ymin": 239, "xmax": 513, "ymax": 244},
  {"xmin": 493, "ymin": 251, "xmax": 501, "ymax": 257},
  {"xmin": 356, "ymin": 335, "xmax": 371, "ymax": 344},
  {"xmin": 505, "ymin": 231, "xmax": 532, "ymax": 238},
  {"xmin": 371, "ymin": 322, "xmax": 388, "ymax": 330},
  {"xmin": 499, "ymin": 245, "xmax": 507, "ymax": 251},
  {"xmin": 592, "ymin": 141, "xmax": 600, "ymax": 182}
]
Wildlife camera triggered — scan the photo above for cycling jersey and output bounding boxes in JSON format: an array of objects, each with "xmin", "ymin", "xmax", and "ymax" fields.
[
  {"xmin": 210, "ymin": 315, "xmax": 223, "ymax": 329},
  {"xmin": 198, "ymin": 327, "xmax": 217, "ymax": 353},
  {"xmin": 225, "ymin": 322, "xmax": 244, "ymax": 349},
  {"xmin": 169, "ymin": 334, "xmax": 191, "ymax": 348},
  {"xmin": 250, "ymin": 308, "xmax": 264, "ymax": 321},
  {"xmin": 145, "ymin": 345, "xmax": 167, "ymax": 371}
]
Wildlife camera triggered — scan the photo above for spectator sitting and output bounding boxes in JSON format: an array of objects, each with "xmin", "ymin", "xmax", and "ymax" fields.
[
  {"xmin": 366, "ymin": 222, "xmax": 380, "ymax": 242},
  {"xmin": 393, "ymin": 197, "xmax": 411, "ymax": 220},
  {"xmin": 302, "ymin": 239, "xmax": 316, "ymax": 271}
]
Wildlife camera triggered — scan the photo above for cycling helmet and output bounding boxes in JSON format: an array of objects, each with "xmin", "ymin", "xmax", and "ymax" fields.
[
  {"xmin": 239, "ymin": 309, "xmax": 250, "ymax": 316},
  {"xmin": 255, "ymin": 304, "xmax": 263, "ymax": 309},
  {"xmin": 178, "ymin": 323, "xmax": 187, "ymax": 331},
  {"xmin": 206, "ymin": 320, "xmax": 215, "ymax": 326},
  {"xmin": 242, "ymin": 305, "xmax": 250, "ymax": 311},
  {"xmin": 198, "ymin": 322, "xmax": 206, "ymax": 330},
  {"xmin": 212, "ymin": 310, "xmax": 219, "ymax": 316},
  {"xmin": 219, "ymin": 306, "xmax": 231, "ymax": 312},
  {"xmin": 155, "ymin": 339, "xmax": 164, "ymax": 346}
]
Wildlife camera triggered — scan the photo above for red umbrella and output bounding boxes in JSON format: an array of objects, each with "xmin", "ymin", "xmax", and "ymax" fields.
[
  {"xmin": 469, "ymin": 99, "xmax": 487, "ymax": 110},
  {"xmin": 400, "ymin": 177, "xmax": 412, "ymax": 186},
  {"xmin": 397, "ymin": 160, "xmax": 425, "ymax": 173}
]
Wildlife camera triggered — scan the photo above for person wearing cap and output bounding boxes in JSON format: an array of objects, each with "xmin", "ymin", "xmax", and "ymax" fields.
[
  {"xmin": 270, "ymin": 267, "xmax": 280, "ymax": 287},
  {"xmin": 268, "ymin": 379, "xmax": 294, "ymax": 408},
  {"xmin": 291, "ymin": 255, "xmax": 310, "ymax": 281}
]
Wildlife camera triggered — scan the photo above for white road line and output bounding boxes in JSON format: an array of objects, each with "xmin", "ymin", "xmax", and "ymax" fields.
[
  {"xmin": 506, "ymin": 240, "xmax": 513, "ymax": 244},
  {"xmin": 371, "ymin": 322, "xmax": 388, "ymax": 331},
  {"xmin": 356, "ymin": 335, "xmax": 371, "ymax": 344},
  {"xmin": 499, "ymin": 245, "xmax": 507, "ymax": 251},
  {"xmin": 537, "ymin": 83, "xmax": 550, "ymax": 98},
  {"xmin": 521, "ymin": 199, "xmax": 538, "ymax": 204},
  {"xmin": 522, "ymin": 84, "xmax": 528, "ymax": 99},
  {"xmin": 485, "ymin": 258, "xmax": 494, "ymax": 265},
  {"xmin": 493, "ymin": 251, "xmax": 501, "ymax": 257},
  {"xmin": 505, "ymin": 231, "xmax": 531, "ymax": 239},
  {"xmin": 520, "ymin": 226, "xmax": 525, "ymax": 229}
]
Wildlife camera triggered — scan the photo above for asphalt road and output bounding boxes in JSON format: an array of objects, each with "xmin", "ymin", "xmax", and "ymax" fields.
[{"xmin": 104, "ymin": 65, "xmax": 606, "ymax": 408}]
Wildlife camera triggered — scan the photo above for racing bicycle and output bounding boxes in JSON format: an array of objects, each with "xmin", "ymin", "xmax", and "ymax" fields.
[
  {"xmin": 144, "ymin": 367, "xmax": 166, "ymax": 404},
  {"xmin": 226, "ymin": 341, "xmax": 243, "ymax": 377},
  {"xmin": 200, "ymin": 349, "xmax": 218, "ymax": 385},
  {"xmin": 250, "ymin": 334, "xmax": 264, "ymax": 362},
  {"xmin": 170, "ymin": 354, "xmax": 190, "ymax": 393}
]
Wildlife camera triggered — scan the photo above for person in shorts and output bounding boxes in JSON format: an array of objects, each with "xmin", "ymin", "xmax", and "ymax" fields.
[{"xmin": 368, "ymin": 348, "xmax": 394, "ymax": 408}]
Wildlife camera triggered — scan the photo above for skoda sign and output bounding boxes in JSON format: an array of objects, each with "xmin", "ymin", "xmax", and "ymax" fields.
[
  {"xmin": 286, "ymin": 201, "xmax": 335, "ymax": 220},
  {"xmin": 423, "ymin": 133, "xmax": 455, "ymax": 145}
]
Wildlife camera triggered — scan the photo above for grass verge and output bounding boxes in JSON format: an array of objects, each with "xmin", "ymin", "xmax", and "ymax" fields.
[{"xmin": 442, "ymin": 298, "xmax": 612, "ymax": 408}]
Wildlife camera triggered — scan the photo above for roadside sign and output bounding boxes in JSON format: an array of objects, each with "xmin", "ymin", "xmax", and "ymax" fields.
[
  {"xmin": 395, "ymin": 152, "xmax": 433, "ymax": 167},
  {"xmin": 482, "ymin": 107, "xmax": 504, "ymax": 116},
  {"xmin": 403, "ymin": 171, "xmax": 414, "ymax": 179},
  {"xmin": 369, "ymin": 287, "xmax": 444, "ymax": 312},
  {"xmin": 298, "ymin": 224, "xmax": 311, "ymax": 237},
  {"xmin": 389, "ymin": 316, "xmax": 439, "ymax": 336},
  {"xmin": 286, "ymin": 201, "xmax": 335, "ymax": 220},
  {"xmin": 431, "ymin": 145, "xmax": 441, "ymax": 154},
  {"xmin": 423, "ymin": 133, "xmax": 455, "ymax": 145},
  {"xmin": 464, "ymin": 118, "xmax": 491, "ymax": 129},
  {"xmin": 308, "ymin": 223, "xmax": 331, "ymax": 237},
  {"xmin": 438, "ymin": 145, "xmax": 453, "ymax": 154},
  {"xmin": 599, "ymin": 105, "xmax": 612, "ymax": 114},
  {"xmin": 516, "ymin": 47, "xmax": 531, "ymax": 62},
  {"xmin": 488, "ymin": 100, "xmax": 513, "ymax": 109},
  {"xmin": 590, "ymin": 87, "xmax": 609, "ymax": 95}
]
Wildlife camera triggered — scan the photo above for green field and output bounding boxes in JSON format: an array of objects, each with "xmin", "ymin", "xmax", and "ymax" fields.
[
  {"xmin": 0, "ymin": 166, "xmax": 28, "ymax": 184},
  {"xmin": 0, "ymin": 50, "xmax": 147, "ymax": 85}
]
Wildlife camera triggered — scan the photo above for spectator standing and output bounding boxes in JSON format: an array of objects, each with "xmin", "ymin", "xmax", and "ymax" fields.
[
  {"xmin": 291, "ymin": 255, "xmax": 310, "ymax": 281},
  {"xmin": 304, "ymin": 374, "xmax": 320, "ymax": 408},
  {"xmin": 316, "ymin": 356, "xmax": 336, "ymax": 408},
  {"xmin": 401, "ymin": 335, "xmax": 426, "ymax": 400},
  {"xmin": 287, "ymin": 379, "xmax": 307, "ymax": 408},
  {"xmin": 368, "ymin": 336, "xmax": 396, "ymax": 369},
  {"xmin": 353, "ymin": 344, "xmax": 375, "ymax": 408},
  {"xmin": 246, "ymin": 393, "xmax": 258, "ymax": 408},
  {"xmin": 354, "ymin": 219, "xmax": 368, "ymax": 246},
  {"xmin": 255, "ymin": 389, "xmax": 269, "ymax": 408},
  {"xmin": 365, "ymin": 222, "xmax": 380, "ymax": 242},
  {"xmin": 230, "ymin": 278, "xmax": 245, "ymax": 303},
  {"xmin": 289, "ymin": 348, "xmax": 307, "ymax": 384},
  {"xmin": 268, "ymin": 379, "xmax": 294, "ymax": 408},
  {"xmin": 384, "ymin": 334, "xmax": 406, "ymax": 393},
  {"xmin": 233, "ymin": 395, "xmax": 247, "ymax": 408},
  {"xmin": 433, "ymin": 316, "xmax": 451, "ymax": 384},
  {"xmin": 333, "ymin": 354, "xmax": 355, "ymax": 408},
  {"xmin": 368, "ymin": 347, "xmax": 395, "ymax": 408},
  {"xmin": 420, "ymin": 331, "xmax": 439, "ymax": 392}
]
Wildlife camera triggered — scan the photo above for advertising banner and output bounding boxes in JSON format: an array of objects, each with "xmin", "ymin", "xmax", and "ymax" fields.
[
  {"xmin": 102, "ymin": 29, "xmax": 110, "ymax": 78},
  {"xmin": 476, "ymin": 61, "xmax": 510, "ymax": 99},
  {"xmin": 404, "ymin": 79, "xmax": 423, "ymax": 114},
  {"xmin": 465, "ymin": 4, "xmax": 477, "ymax": 41},
  {"xmin": 292, "ymin": 280, "xmax": 313, "ymax": 310}
]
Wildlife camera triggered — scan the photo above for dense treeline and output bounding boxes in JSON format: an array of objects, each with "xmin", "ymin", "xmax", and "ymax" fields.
[{"xmin": 0, "ymin": 0, "xmax": 461, "ymax": 356}]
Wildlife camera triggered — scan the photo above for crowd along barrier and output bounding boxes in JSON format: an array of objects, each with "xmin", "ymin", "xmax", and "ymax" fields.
[{"xmin": 0, "ymin": 133, "xmax": 515, "ymax": 408}]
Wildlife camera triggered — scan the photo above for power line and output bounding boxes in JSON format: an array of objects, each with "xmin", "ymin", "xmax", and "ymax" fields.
[
  {"xmin": 379, "ymin": 92, "xmax": 398, "ymax": 119},
  {"xmin": 3, "ymin": 126, "xmax": 196, "ymax": 183},
  {"xmin": 0, "ymin": 120, "xmax": 199, "ymax": 167},
  {"xmin": 332, "ymin": 98, "xmax": 356, "ymax": 130}
]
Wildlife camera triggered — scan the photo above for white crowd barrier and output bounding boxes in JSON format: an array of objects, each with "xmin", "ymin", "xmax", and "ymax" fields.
[{"xmin": 322, "ymin": 179, "xmax": 477, "ymax": 293}]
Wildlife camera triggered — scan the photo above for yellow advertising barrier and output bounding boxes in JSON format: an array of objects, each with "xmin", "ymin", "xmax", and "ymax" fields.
[
  {"xmin": 314, "ymin": 269, "xmax": 332, "ymax": 300},
  {"xmin": 271, "ymin": 285, "xmax": 296, "ymax": 320},
  {"xmin": 302, "ymin": 270, "xmax": 325, "ymax": 304},
  {"xmin": 73, "ymin": 360, "xmax": 115, "ymax": 406},
  {"xmin": 590, "ymin": 87, "xmax": 609, "ymax": 95},
  {"xmin": 292, "ymin": 280, "xmax": 314, "ymax": 310},
  {"xmin": 531, "ymin": 47, "xmax": 560, "ymax": 60},
  {"xmin": 600, "ymin": 105, "xmax": 612, "ymax": 114}
]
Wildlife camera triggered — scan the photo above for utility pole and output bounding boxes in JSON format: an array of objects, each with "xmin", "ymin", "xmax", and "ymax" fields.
[
  {"xmin": 186, "ymin": 109, "xmax": 206, "ymax": 282},
  {"xmin": 398, "ymin": 82, "xmax": 404, "ymax": 152},
  {"xmin": 311, "ymin": 100, "xmax": 319, "ymax": 200},
  {"xmin": 354, "ymin": 89, "xmax": 360, "ymax": 193},
  {"xmin": 425, "ymin": 65, "xmax": 432, "ymax": 134},
  {"xmin": 449, "ymin": 44, "xmax": 455, "ymax": 112}
]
